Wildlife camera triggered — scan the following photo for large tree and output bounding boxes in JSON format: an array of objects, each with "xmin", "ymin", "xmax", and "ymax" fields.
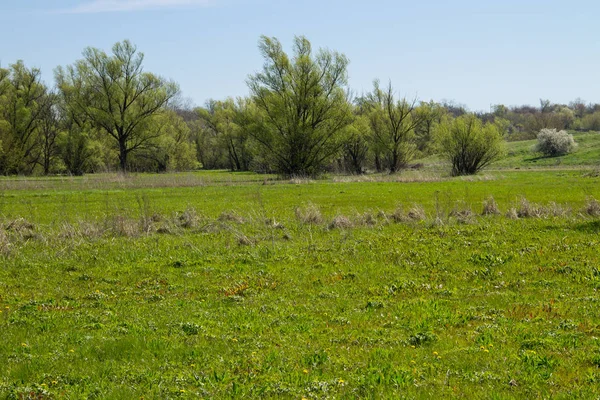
[
  {"xmin": 366, "ymin": 81, "xmax": 425, "ymax": 173},
  {"xmin": 247, "ymin": 36, "xmax": 353, "ymax": 176},
  {"xmin": 55, "ymin": 40, "xmax": 179, "ymax": 172},
  {"xmin": 0, "ymin": 61, "xmax": 50, "ymax": 174},
  {"xmin": 197, "ymin": 98, "xmax": 254, "ymax": 172}
]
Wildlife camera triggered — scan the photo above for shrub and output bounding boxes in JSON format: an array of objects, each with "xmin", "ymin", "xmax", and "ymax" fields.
[{"xmin": 535, "ymin": 129, "xmax": 576, "ymax": 157}]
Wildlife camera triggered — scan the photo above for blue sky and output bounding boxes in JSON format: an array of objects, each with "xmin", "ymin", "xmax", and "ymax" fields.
[{"xmin": 1, "ymin": 0, "xmax": 598, "ymax": 111}]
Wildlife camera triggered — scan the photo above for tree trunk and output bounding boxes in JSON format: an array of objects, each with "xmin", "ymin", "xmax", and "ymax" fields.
[{"xmin": 118, "ymin": 138, "xmax": 128, "ymax": 172}]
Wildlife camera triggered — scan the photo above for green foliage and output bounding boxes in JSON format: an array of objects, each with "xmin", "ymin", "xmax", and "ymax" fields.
[
  {"xmin": 55, "ymin": 40, "xmax": 180, "ymax": 172},
  {"xmin": 535, "ymin": 128, "xmax": 577, "ymax": 157},
  {"xmin": 437, "ymin": 114, "xmax": 505, "ymax": 176},
  {"xmin": 197, "ymin": 98, "xmax": 254, "ymax": 171},
  {"xmin": 366, "ymin": 81, "xmax": 424, "ymax": 172},
  {"xmin": 0, "ymin": 61, "xmax": 51, "ymax": 174},
  {"xmin": 581, "ymin": 112, "xmax": 600, "ymax": 131},
  {"xmin": 414, "ymin": 101, "xmax": 447, "ymax": 155},
  {"xmin": 340, "ymin": 113, "xmax": 370, "ymax": 174},
  {"xmin": 130, "ymin": 111, "xmax": 200, "ymax": 172},
  {"xmin": 247, "ymin": 36, "xmax": 353, "ymax": 176}
]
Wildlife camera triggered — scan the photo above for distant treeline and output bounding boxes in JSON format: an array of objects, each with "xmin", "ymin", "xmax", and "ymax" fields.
[{"xmin": 0, "ymin": 37, "xmax": 597, "ymax": 176}]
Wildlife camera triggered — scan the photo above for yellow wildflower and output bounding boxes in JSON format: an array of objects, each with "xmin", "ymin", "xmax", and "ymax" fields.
[{"xmin": 303, "ymin": 369, "xmax": 309, "ymax": 374}]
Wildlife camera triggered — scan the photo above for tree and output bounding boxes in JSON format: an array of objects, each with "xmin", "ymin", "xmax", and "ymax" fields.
[
  {"xmin": 366, "ymin": 80, "xmax": 424, "ymax": 173},
  {"xmin": 37, "ymin": 92, "xmax": 61, "ymax": 175},
  {"xmin": 197, "ymin": 98, "xmax": 253, "ymax": 171},
  {"xmin": 436, "ymin": 114, "xmax": 504, "ymax": 176},
  {"xmin": 130, "ymin": 110, "xmax": 199, "ymax": 172},
  {"xmin": 247, "ymin": 35, "xmax": 353, "ymax": 176},
  {"xmin": 414, "ymin": 100, "xmax": 446, "ymax": 154},
  {"xmin": 340, "ymin": 109, "xmax": 370, "ymax": 174},
  {"xmin": 0, "ymin": 61, "xmax": 50, "ymax": 174},
  {"xmin": 55, "ymin": 40, "xmax": 179, "ymax": 172}
]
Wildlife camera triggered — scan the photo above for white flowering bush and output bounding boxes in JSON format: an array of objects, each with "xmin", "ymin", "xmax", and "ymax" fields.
[{"xmin": 535, "ymin": 129, "xmax": 577, "ymax": 157}]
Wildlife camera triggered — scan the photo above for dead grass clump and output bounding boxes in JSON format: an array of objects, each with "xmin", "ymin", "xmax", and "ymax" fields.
[
  {"xmin": 289, "ymin": 177, "xmax": 313, "ymax": 185},
  {"xmin": 358, "ymin": 211, "xmax": 378, "ymax": 226},
  {"xmin": 482, "ymin": 196, "xmax": 501, "ymax": 216},
  {"xmin": 583, "ymin": 168, "xmax": 600, "ymax": 178},
  {"xmin": 0, "ymin": 229, "xmax": 11, "ymax": 256},
  {"xmin": 218, "ymin": 211, "xmax": 245, "ymax": 224},
  {"xmin": 236, "ymin": 233, "xmax": 254, "ymax": 246},
  {"xmin": 59, "ymin": 221, "xmax": 105, "ymax": 240},
  {"xmin": 4, "ymin": 218, "xmax": 37, "ymax": 239},
  {"xmin": 329, "ymin": 215, "xmax": 353, "ymax": 230},
  {"xmin": 450, "ymin": 206, "xmax": 474, "ymax": 224},
  {"xmin": 109, "ymin": 215, "xmax": 140, "ymax": 237},
  {"xmin": 516, "ymin": 198, "xmax": 543, "ymax": 218},
  {"xmin": 585, "ymin": 197, "xmax": 600, "ymax": 217},
  {"xmin": 265, "ymin": 218, "xmax": 285, "ymax": 229},
  {"xmin": 178, "ymin": 207, "xmax": 200, "ymax": 229},
  {"xmin": 547, "ymin": 202, "xmax": 571, "ymax": 218},
  {"xmin": 406, "ymin": 205, "xmax": 426, "ymax": 221},
  {"xmin": 5, "ymin": 218, "xmax": 35, "ymax": 232},
  {"xmin": 389, "ymin": 205, "xmax": 408, "ymax": 223},
  {"xmin": 505, "ymin": 208, "xmax": 519, "ymax": 220},
  {"xmin": 295, "ymin": 203, "xmax": 323, "ymax": 225}
]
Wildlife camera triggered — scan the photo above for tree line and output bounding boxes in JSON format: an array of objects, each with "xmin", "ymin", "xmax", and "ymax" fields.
[{"xmin": 1, "ymin": 36, "xmax": 597, "ymax": 177}]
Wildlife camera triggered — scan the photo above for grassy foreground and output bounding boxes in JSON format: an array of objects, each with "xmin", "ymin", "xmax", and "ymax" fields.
[{"xmin": 1, "ymin": 170, "xmax": 600, "ymax": 399}]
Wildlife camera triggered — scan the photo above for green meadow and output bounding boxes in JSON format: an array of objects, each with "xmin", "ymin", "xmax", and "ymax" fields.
[{"xmin": 1, "ymin": 169, "xmax": 600, "ymax": 399}]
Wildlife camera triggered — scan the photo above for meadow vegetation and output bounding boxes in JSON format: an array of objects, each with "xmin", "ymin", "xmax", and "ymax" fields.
[
  {"xmin": 1, "ymin": 169, "xmax": 600, "ymax": 398},
  {"xmin": 2, "ymin": 31, "xmax": 600, "ymax": 400}
]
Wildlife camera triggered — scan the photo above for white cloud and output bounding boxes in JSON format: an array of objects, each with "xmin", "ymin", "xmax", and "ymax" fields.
[{"xmin": 64, "ymin": 0, "xmax": 213, "ymax": 14}]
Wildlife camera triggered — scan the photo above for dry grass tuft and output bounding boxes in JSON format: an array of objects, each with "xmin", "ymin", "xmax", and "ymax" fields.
[
  {"xmin": 218, "ymin": 211, "xmax": 245, "ymax": 224},
  {"xmin": 109, "ymin": 215, "xmax": 140, "ymax": 237},
  {"xmin": 329, "ymin": 215, "xmax": 353, "ymax": 230},
  {"xmin": 585, "ymin": 197, "xmax": 600, "ymax": 217},
  {"xmin": 0, "ymin": 229, "xmax": 11, "ymax": 256},
  {"xmin": 59, "ymin": 221, "xmax": 104, "ymax": 240},
  {"xmin": 505, "ymin": 208, "xmax": 519, "ymax": 220},
  {"xmin": 389, "ymin": 205, "xmax": 408, "ymax": 223},
  {"xmin": 406, "ymin": 205, "xmax": 426, "ymax": 221},
  {"xmin": 265, "ymin": 218, "xmax": 285, "ymax": 229},
  {"xmin": 358, "ymin": 211, "xmax": 378, "ymax": 226},
  {"xmin": 236, "ymin": 233, "xmax": 254, "ymax": 246},
  {"xmin": 547, "ymin": 202, "xmax": 571, "ymax": 218},
  {"xmin": 482, "ymin": 196, "xmax": 501, "ymax": 216},
  {"xmin": 450, "ymin": 205, "xmax": 474, "ymax": 224},
  {"xmin": 178, "ymin": 207, "xmax": 200, "ymax": 229},
  {"xmin": 295, "ymin": 203, "xmax": 323, "ymax": 225},
  {"xmin": 516, "ymin": 198, "xmax": 543, "ymax": 218}
]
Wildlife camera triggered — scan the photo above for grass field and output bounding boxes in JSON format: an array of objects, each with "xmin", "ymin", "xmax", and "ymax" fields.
[{"xmin": 1, "ymin": 169, "xmax": 600, "ymax": 398}]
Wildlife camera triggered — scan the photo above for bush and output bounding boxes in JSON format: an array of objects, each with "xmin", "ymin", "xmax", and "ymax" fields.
[{"xmin": 535, "ymin": 129, "xmax": 576, "ymax": 157}]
